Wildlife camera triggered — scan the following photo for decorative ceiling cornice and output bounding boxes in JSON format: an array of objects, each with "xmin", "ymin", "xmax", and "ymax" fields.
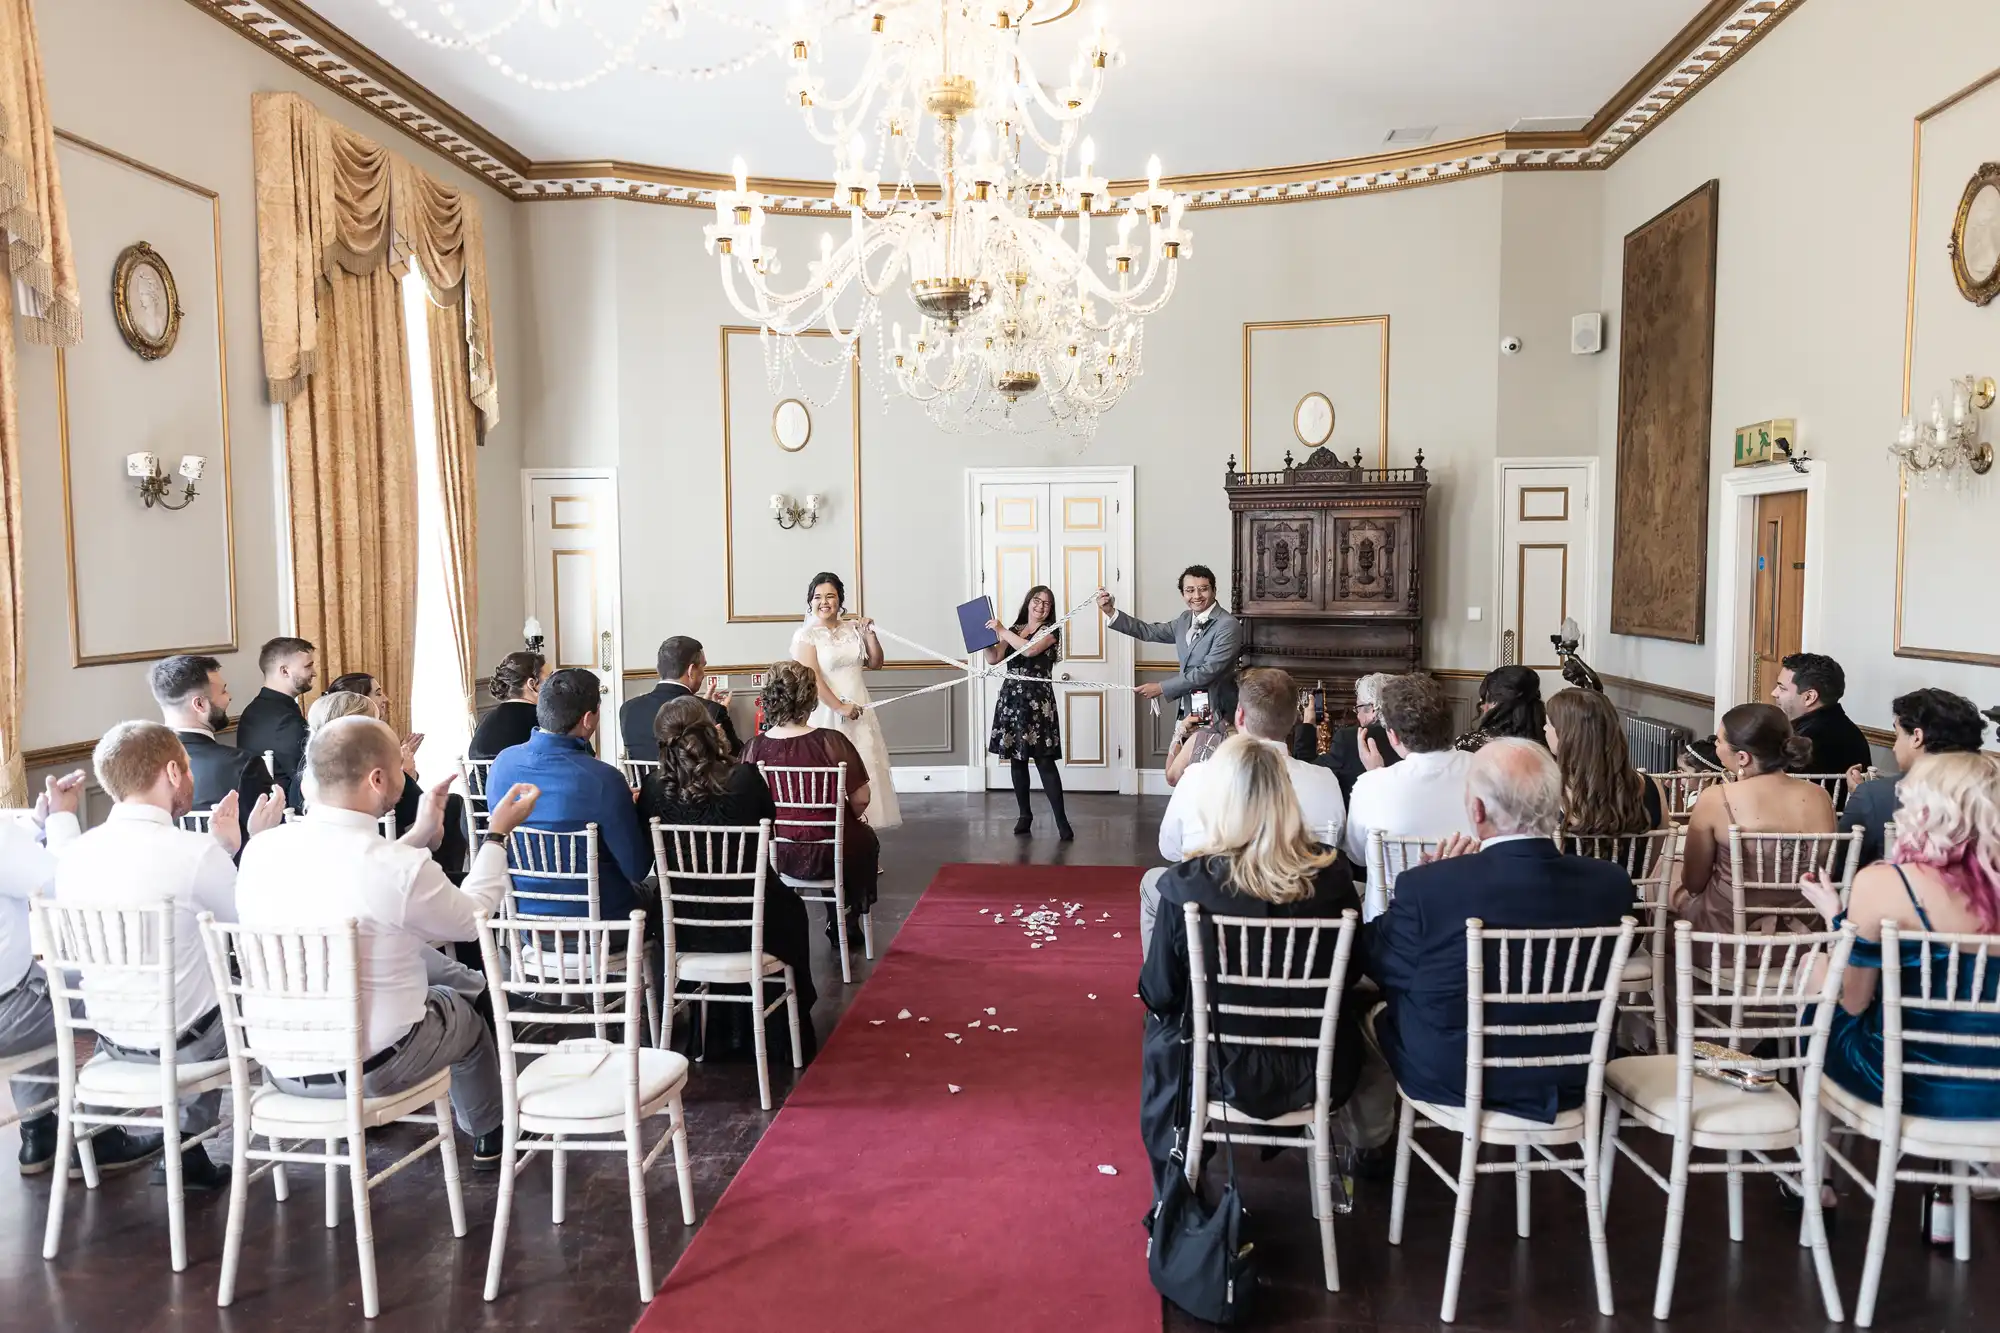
[{"xmin": 188, "ymin": 0, "xmax": 1802, "ymax": 212}]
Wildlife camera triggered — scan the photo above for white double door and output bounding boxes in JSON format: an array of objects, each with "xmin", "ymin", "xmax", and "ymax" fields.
[{"xmin": 966, "ymin": 468, "xmax": 1134, "ymax": 793}]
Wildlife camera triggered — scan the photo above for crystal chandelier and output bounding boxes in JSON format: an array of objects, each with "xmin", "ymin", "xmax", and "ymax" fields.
[
  {"xmin": 1890, "ymin": 375, "xmax": 1995, "ymax": 488},
  {"xmin": 704, "ymin": 1, "xmax": 1191, "ymax": 437}
]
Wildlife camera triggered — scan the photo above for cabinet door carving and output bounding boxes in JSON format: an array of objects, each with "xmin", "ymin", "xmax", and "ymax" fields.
[
  {"xmin": 1247, "ymin": 516, "xmax": 1315, "ymax": 606},
  {"xmin": 1331, "ymin": 516, "xmax": 1402, "ymax": 610}
]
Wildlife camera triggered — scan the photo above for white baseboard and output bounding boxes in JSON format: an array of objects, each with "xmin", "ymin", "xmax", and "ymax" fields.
[
  {"xmin": 1137, "ymin": 769, "xmax": 1172, "ymax": 797},
  {"xmin": 891, "ymin": 765, "xmax": 971, "ymax": 793}
]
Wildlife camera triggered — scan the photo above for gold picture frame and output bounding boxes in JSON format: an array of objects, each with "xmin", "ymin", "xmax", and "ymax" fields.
[
  {"xmin": 112, "ymin": 240, "xmax": 183, "ymax": 360},
  {"xmin": 1242, "ymin": 316, "xmax": 1390, "ymax": 472},
  {"xmin": 772, "ymin": 397, "xmax": 812, "ymax": 452},
  {"xmin": 1949, "ymin": 160, "xmax": 2000, "ymax": 306},
  {"xmin": 1292, "ymin": 391, "xmax": 1335, "ymax": 448}
]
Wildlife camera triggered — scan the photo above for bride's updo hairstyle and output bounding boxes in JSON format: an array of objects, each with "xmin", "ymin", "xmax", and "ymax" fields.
[{"xmin": 806, "ymin": 571, "xmax": 847, "ymax": 611}]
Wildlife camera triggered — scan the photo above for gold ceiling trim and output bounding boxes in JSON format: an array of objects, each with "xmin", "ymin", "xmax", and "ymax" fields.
[{"xmin": 187, "ymin": 0, "xmax": 1802, "ymax": 212}]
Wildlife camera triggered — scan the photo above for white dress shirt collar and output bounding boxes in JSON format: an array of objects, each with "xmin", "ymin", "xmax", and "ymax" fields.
[
  {"xmin": 108, "ymin": 802, "xmax": 175, "ymax": 828},
  {"xmin": 1480, "ymin": 833, "xmax": 1551, "ymax": 849},
  {"xmin": 307, "ymin": 804, "xmax": 389, "ymax": 832}
]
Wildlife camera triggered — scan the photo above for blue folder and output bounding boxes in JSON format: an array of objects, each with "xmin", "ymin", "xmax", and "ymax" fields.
[{"xmin": 957, "ymin": 597, "xmax": 999, "ymax": 653}]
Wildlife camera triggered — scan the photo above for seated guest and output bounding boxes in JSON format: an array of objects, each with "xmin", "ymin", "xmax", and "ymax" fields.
[
  {"xmin": 741, "ymin": 661, "xmax": 879, "ymax": 949},
  {"xmin": 1140, "ymin": 735, "xmax": 1364, "ymax": 1186},
  {"xmin": 235, "ymin": 636, "xmax": 315, "ymax": 787},
  {"xmin": 1343, "ymin": 673, "xmax": 1477, "ymax": 917},
  {"xmin": 1840, "ymin": 688, "xmax": 1986, "ymax": 868},
  {"xmin": 325, "ymin": 671, "xmax": 393, "ymax": 715},
  {"xmin": 468, "ymin": 651, "xmax": 545, "ymax": 761},
  {"xmin": 1772, "ymin": 651, "xmax": 1872, "ymax": 777},
  {"xmin": 622, "ymin": 636, "xmax": 740, "ymax": 762},
  {"xmin": 488, "ymin": 668, "xmax": 654, "ymax": 919},
  {"xmin": 1453, "ymin": 665, "xmax": 1547, "ymax": 752},
  {"xmin": 150, "ymin": 653, "xmax": 276, "ymax": 820},
  {"xmin": 1673, "ymin": 703, "xmax": 1833, "ymax": 933},
  {"xmin": 642, "ymin": 696, "xmax": 816, "ymax": 1058},
  {"xmin": 1546, "ymin": 687, "xmax": 1665, "ymax": 836},
  {"xmin": 1365, "ymin": 739, "xmax": 1631, "ymax": 1120},
  {"xmin": 1801, "ymin": 752, "xmax": 2000, "ymax": 1119},
  {"xmin": 1295, "ymin": 671, "xmax": 1399, "ymax": 803},
  {"xmin": 1144, "ymin": 668, "xmax": 1346, "ymax": 955},
  {"xmin": 1164, "ymin": 697, "xmax": 1233, "ymax": 787},
  {"xmin": 237, "ymin": 717, "xmax": 541, "ymax": 1168},
  {"xmin": 55, "ymin": 722, "xmax": 283, "ymax": 1190}
]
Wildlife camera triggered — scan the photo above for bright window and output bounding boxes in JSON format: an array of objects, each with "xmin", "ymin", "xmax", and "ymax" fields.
[{"xmin": 402, "ymin": 273, "xmax": 472, "ymax": 790}]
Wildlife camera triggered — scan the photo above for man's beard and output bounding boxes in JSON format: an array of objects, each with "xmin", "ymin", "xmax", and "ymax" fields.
[{"xmin": 206, "ymin": 701, "xmax": 230, "ymax": 731}]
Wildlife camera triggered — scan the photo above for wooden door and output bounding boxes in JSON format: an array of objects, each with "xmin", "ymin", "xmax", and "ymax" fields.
[{"xmin": 1749, "ymin": 489, "xmax": 1806, "ymax": 703}]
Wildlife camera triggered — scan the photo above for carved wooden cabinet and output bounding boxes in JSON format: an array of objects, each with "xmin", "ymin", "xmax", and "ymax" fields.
[{"xmin": 1226, "ymin": 447, "xmax": 1430, "ymax": 712}]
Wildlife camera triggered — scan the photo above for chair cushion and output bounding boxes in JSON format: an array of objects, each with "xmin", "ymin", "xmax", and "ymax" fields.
[
  {"xmin": 244, "ymin": 1068, "xmax": 453, "ymax": 1133},
  {"xmin": 1619, "ymin": 953, "xmax": 1655, "ymax": 986},
  {"xmin": 777, "ymin": 873, "xmax": 835, "ymax": 890},
  {"xmin": 517, "ymin": 1045, "xmax": 690, "ymax": 1122},
  {"xmin": 675, "ymin": 952, "xmax": 787, "ymax": 985},
  {"xmin": 1820, "ymin": 1075, "xmax": 2000, "ymax": 1156},
  {"xmin": 74, "ymin": 1053, "xmax": 231, "ymax": 1105},
  {"xmin": 1209, "ymin": 1101, "xmax": 1316, "ymax": 1128},
  {"xmin": 1606, "ymin": 1054, "xmax": 1801, "ymax": 1139},
  {"xmin": 1404, "ymin": 1094, "xmax": 1587, "ymax": 1138}
]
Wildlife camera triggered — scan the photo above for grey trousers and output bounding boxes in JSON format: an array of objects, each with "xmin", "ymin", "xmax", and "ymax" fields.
[
  {"xmin": 97, "ymin": 1012, "xmax": 229, "ymax": 1135},
  {"xmin": 0, "ymin": 963, "xmax": 57, "ymax": 1118},
  {"xmin": 271, "ymin": 987, "xmax": 503, "ymax": 1139},
  {"xmin": 1138, "ymin": 866, "xmax": 1169, "ymax": 959}
]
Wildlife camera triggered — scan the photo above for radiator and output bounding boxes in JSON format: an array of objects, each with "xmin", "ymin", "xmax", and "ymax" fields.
[{"xmin": 1623, "ymin": 714, "xmax": 1696, "ymax": 773}]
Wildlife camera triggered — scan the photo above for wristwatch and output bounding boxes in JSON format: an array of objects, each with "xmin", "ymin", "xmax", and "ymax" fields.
[{"xmin": 483, "ymin": 831, "xmax": 509, "ymax": 848}]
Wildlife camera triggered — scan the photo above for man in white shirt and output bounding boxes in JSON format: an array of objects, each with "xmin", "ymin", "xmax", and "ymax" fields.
[
  {"xmin": 1, "ymin": 771, "xmax": 85, "ymax": 1175},
  {"xmin": 1140, "ymin": 668, "xmax": 1346, "ymax": 956},
  {"xmin": 235, "ymin": 717, "xmax": 540, "ymax": 1168},
  {"xmin": 1342, "ymin": 673, "xmax": 1477, "ymax": 919},
  {"xmin": 53, "ymin": 722, "xmax": 282, "ymax": 1190}
]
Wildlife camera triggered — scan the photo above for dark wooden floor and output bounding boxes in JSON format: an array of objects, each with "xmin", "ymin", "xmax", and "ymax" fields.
[{"xmin": 2, "ymin": 791, "xmax": 1992, "ymax": 1331}]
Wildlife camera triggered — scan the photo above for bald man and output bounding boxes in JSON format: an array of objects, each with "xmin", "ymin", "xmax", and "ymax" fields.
[{"xmin": 235, "ymin": 717, "xmax": 540, "ymax": 1168}]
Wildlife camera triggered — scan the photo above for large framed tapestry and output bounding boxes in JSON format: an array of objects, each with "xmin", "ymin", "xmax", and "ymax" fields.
[{"xmin": 1610, "ymin": 180, "xmax": 1719, "ymax": 643}]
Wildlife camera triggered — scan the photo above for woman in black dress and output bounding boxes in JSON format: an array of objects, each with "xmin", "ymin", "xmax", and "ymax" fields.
[
  {"xmin": 468, "ymin": 651, "xmax": 544, "ymax": 760},
  {"xmin": 1453, "ymin": 664, "xmax": 1548, "ymax": 752},
  {"xmin": 984, "ymin": 584, "xmax": 1072, "ymax": 840},
  {"xmin": 641, "ymin": 696, "xmax": 818, "ymax": 1060}
]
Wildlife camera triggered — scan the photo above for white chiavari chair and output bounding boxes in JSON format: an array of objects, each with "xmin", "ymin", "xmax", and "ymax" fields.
[
  {"xmin": 1821, "ymin": 924, "xmax": 2000, "ymax": 1326},
  {"xmin": 1385, "ymin": 916, "xmax": 1636, "ymax": 1322},
  {"xmin": 1646, "ymin": 771, "xmax": 1724, "ymax": 824},
  {"xmin": 1599, "ymin": 922, "xmax": 1853, "ymax": 1319},
  {"xmin": 1184, "ymin": 905, "xmax": 1360, "ymax": 1292},
  {"xmin": 476, "ymin": 911, "xmax": 696, "ymax": 1303},
  {"xmin": 1563, "ymin": 827, "xmax": 1680, "ymax": 1052},
  {"xmin": 30, "ymin": 899, "xmax": 234, "ymax": 1273},
  {"xmin": 458, "ymin": 758, "xmax": 496, "ymax": 839},
  {"xmin": 620, "ymin": 759, "xmax": 660, "ymax": 790},
  {"xmin": 757, "ymin": 762, "xmax": 873, "ymax": 982},
  {"xmin": 504, "ymin": 824, "xmax": 661, "ymax": 1045},
  {"xmin": 1793, "ymin": 768, "xmax": 1876, "ymax": 814},
  {"xmin": 177, "ymin": 808, "xmax": 215, "ymax": 835},
  {"xmin": 1691, "ymin": 828, "xmax": 1861, "ymax": 1033},
  {"xmin": 1365, "ymin": 829, "xmax": 1441, "ymax": 920},
  {"xmin": 649, "ymin": 819, "xmax": 801, "ymax": 1111},
  {"xmin": 197, "ymin": 914, "xmax": 465, "ymax": 1319}
]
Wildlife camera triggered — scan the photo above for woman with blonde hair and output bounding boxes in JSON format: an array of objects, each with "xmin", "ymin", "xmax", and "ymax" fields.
[
  {"xmin": 1801, "ymin": 750, "xmax": 2000, "ymax": 1118},
  {"xmin": 1139, "ymin": 734, "xmax": 1363, "ymax": 1185}
]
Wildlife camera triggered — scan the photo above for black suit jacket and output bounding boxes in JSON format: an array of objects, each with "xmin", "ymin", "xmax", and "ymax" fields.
[
  {"xmin": 619, "ymin": 681, "xmax": 741, "ymax": 761},
  {"xmin": 234, "ymin": 687, "xmax": 310, "ymax": 786},
  {"xmin": 177, "ymin": 730, "xmax": 275, "ymax": 821},
  {"xmin": 1792, "ymin": 703, "xmax": 1873, "ymax": 779},
  {"xmin": 1363, "ymin": 839, "xmax": 1632, "ymax": 1122}
]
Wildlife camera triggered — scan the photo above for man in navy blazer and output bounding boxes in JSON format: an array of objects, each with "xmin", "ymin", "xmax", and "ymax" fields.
[{"xmin": 1365, "ymin": 738, "xmax": 1632, "ymax": 1123}]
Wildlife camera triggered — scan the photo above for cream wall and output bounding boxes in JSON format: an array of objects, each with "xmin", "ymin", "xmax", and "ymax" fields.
[
  {"xmin": 1588, "ymin": 0, "xmax": 2000, "ymax": 729},
  {"xmin": 22, "ymin": 0, "xmax": 525, "ymax": 756}
]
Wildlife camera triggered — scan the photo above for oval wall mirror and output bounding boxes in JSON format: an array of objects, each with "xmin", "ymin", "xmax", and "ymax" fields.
[
  {"xmin": 1951, "ymin": 165, "xmax": 2000, "ymax": 305},
  {"xmin": 773, "ymin": 398, "xmax": 813, "ymax": 452}
]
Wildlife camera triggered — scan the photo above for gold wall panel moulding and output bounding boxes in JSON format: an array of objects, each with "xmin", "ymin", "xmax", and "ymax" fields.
[
  {"xmin": 56, "ymin": 130, "xmax": 237, "ymax": 668},
  {"xmin": 1518, "ymin": 486, "xmax": 1570, "ymax": 521},
  {"xmin": 1515, "ymin": 543, "xmax": 1570, "ymax": 671},
  {"xmin": 548, "ymin": 495, "xmax": 596, "ymax": 529},
  {"xmin": 1063, "ymin": 689, "xmax": 1108, "ymax": 767},
  {"xmin": 27, "ymin": 721, "xmax": 242, "ymax": 771},
  {"xmin": 1243, "ymin": 316, "xmax": 1389, "ymax": 473},
  {"xmin": 188, "ymin": 0, "xmax": 1802, "ymax": 213},
  {"xmin": 1061, "ymin": 496, "xmax": 1104, "ymax": 531},
  {"xmin": 1895, "ymin": 62, "xmax": 2000, "ymax": 667},
  {"xmin": 720, "ymin": 326, "xmax": 864, "ymax": 624},
  {"xmin": 996, "ymin": 497, "xmax": 1038, "ymax": 532},
  {"xmin": 550, "ymin": 549, "xmax": 600, "ymax": 668}
]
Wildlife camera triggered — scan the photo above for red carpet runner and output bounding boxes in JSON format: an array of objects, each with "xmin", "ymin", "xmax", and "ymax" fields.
[{"xmin": 639, "ymin": 863, "xmax": 1160, "ymax": 1333}]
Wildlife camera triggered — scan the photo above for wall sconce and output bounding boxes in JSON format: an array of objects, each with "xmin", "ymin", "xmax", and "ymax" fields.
[
  {"xmin": 523, "ymin": 616, "xmax": 545, "ymax": 657},
  {"xmin": 771, "ymin": 492, "xmax": 823, "ymax": 530},
  {"xmin": 126, "ymin": 452, "xmax": 205, "ymax": 510},
  {"xmin": 1890, "ymin": 375, "xmax": 1994, "ymax": 488}
]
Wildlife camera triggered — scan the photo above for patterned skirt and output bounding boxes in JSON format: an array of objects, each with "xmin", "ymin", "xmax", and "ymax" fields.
[{"xmin": 987, "ymin": 678, "xmax": 1063, "ymax": 761}]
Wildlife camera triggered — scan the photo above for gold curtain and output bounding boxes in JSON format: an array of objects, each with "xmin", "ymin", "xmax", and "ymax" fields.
[
  {"xmin": 0, "ymin": 0, "xmax": 78, "ymax": 803},
  {"xmin": 252, "ymin": 92, "xmax": 498, "ymax": 736}
]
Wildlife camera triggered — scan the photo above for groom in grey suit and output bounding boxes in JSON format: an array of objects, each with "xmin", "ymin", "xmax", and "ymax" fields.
[{"xmin": 1097, "ymin": 565, "xmax": 1244, "ymax": 720}]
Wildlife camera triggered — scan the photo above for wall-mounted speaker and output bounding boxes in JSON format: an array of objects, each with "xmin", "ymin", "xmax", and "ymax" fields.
[{"xmin": 1571, "ymin": 312, "xmax": 1604, "ymax": 355}]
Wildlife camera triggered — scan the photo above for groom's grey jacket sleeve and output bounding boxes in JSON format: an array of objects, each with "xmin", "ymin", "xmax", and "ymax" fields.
[{"xmin": 1107, "ymin": 609, "xmax": 1242, "ymax": 702}]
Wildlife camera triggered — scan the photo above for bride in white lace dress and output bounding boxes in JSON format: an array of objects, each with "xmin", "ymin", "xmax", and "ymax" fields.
[{"xmin": 788, "ymin": 572, "xmax": 902, "ymax": 830}]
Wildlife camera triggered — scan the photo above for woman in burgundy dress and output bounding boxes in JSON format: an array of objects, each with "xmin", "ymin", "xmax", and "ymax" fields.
[{"xmin": 742, "ymin": 660, "xmax": 881, "ymax": 950}]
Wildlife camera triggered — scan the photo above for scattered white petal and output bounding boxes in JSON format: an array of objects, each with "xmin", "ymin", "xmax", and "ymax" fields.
[
  {"xmin": 918, "ymin": 1016, "xmax": 931, "ymax": 1022},
  {"xmin": 946, "ymin": 1032, "xmax": 959, "ymax": 1039},
  {"xmin": 1087, "ymin": 993, "xmax": 1097, "ymax": 1000},
  {"xmin": 1002, "ymin": 1027, "xmax": 1018, "ymax": 1033},
  {"xmin": 1097, "ymin": 1164, "xmax": 1119, "ymax": 1176},
  {"xmin": 1113, "ymin": 932, "xmax": 1122, "ymax": 939},
  {"xmin": 948, "ymin": 1084, "xmax": 962, "ymax": 1094},
  {"xmin": 1031, "ymin": 943, "xmax": 1043, "ymax": 949},
  {"xmin": 984, "ymin": 1007, "xmax": 997, "ymax": 1015},
  {"xmin": 869, "ymin": 1019, "xmax": 885, "ymax": 1025},
  {"xmin": 897, "ymin": 1008, "xmax": 912, "ymax": 1020}
]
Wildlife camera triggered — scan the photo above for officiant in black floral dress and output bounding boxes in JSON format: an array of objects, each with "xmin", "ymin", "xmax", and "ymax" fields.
[{"xmin": 985, "ymin": 585, "xmax": 1072, "ymax": 841}]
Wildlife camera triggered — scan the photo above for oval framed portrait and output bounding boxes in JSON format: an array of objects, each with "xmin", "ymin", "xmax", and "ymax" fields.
[
  {"xmin": 1950, "ymin": 162, "xmax": 2000, "ymax": 306},
  {"xmin": 772, "ymin": 397, "xmax": 813, "ymax": 452},
  {"xmin": 1292, "ymin": 391, "xmax": 1335, "ymax": 449},
  {"xmin": 113, "ymin": 241, "xmax": 183, "ymax": 361}
]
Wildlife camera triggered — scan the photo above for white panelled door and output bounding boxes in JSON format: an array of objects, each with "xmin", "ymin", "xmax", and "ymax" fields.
[
  {"xmin": 970, "ymin": 469, "xmax": 1133, "ymax": 793},
  {"xmin": 524, "ymin": 471, "xmax": 624, "ymax": 758},
  {"xmin": 1497, "ymin": 463, "xmax": 1594, "ymax": 697}
]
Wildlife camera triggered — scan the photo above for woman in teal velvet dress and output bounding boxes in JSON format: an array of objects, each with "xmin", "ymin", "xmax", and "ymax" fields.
[{"xmin": 1800, "ymin": 750, "xmax": 2000, "ymax": 1119}]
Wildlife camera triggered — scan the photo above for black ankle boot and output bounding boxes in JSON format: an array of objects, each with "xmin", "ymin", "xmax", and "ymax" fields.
[
  {"xmin": 1013, "ymin": 815, "xmax": 1032, "ymax": 836},
  {"xmin": 16, "ymin": 1112, "xmax": 56, "ymax": 1175},
  {"xmin": 1055, "ymin": 817, "xmax": 1075, "ymax": 842}
]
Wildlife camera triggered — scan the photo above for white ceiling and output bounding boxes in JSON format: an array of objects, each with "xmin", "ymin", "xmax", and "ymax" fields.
[{"xmin": 312, "ymin": 1, "xmax": 1713, "ymax": 179}]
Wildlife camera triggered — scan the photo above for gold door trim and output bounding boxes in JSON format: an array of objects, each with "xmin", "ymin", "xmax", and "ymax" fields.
[
  {"xmin": 1242, "ymin": 315, "xmax": 1390, "ymax": 473},
  {"xmin": 1061, "ymin": 495, "xmax": 1105, "ymax": 531},
  {"xmin": 1518, "ymin": 486, "xmax": 1570, "ymax": 522},
  {"xmin": 550, "ymin": 549, "xmax": 601, "ymax": 669},
  {"xmin": 1515, "ymin": 543, "xmax": 1569, "ymax": 670},
  {"xmin": 996, "ymin": 495, "xmax": 1039, "ymax": 532},
  {"xmin": 720, "ymin": 326, "xmax": 864, "ymax": 623},
  {"xmin": 549, "ymin": 495, "xmax": 596, "ymax": 530},
  {"xmin": 1061, "ymin": 544, "xmax": 1106, "ymax": 663},
  {"xmin": 1063, "ymin": 689, "xmax": 1108, "ymax": 767},
  {"xmin": 56, "ymin": 129, "xmax": 237, "ymax": 668}
]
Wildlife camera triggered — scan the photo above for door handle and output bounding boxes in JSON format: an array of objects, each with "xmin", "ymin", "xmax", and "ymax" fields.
[{"xmin": 599, "ymin": 631, "xmax": 614, "ymax": 671}]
